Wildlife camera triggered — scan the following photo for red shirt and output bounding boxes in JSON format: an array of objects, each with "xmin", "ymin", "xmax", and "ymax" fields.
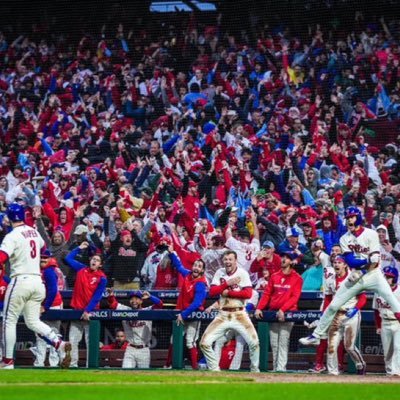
[
  {"xmin": 257, "ymin": 269, "xmax": 303, "ymax": 312},
  {"xmin": 250, "ymin": 253, "xmax": 281, "ymax": 279},
  {"xmin": 0, "ymin": 271, "xmax": 9, "ymax": 306},
  {"xmin": 219, "ymin": 339, "xmax": 236, "ymax": 370},
  {"xmin": 71, "ymin": 268, "xmax": 107, "ymax": 310},
  {"xmin": 101, "ymin": 341, "xmax": 128, "ymax": 350},
  {"xmin": 41, "ymin": 263, "xmax": 63, "ymax": 308},
  {"xmin": 176, "ymin": 274, "xmax": 207, "ymax": 311},
  {"xmin": 154, "ymin": 264, "xmax": 178, "ymax": 290}
]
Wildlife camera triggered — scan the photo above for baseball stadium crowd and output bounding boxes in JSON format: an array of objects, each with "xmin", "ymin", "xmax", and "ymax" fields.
[{"xmin": 2, "ymin": 2, "xmax": 400, "ymax": 373}]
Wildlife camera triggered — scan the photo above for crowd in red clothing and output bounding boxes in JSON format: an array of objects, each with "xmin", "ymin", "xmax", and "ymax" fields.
[{"xmin": 0, "ymin": 5, "xmax": 400, "ymax": 299}]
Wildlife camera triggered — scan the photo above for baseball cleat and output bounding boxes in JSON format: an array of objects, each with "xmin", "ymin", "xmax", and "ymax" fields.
[
  {"xmin": 299, "ymin": 334, "xmax": 320, "ymax": 346},
  {"xmin": 356, "ymin": 364, "xmax": 367, "ymax": 375},
  {"xmin": 308, "ymin": 364, "xmax": 326, "ymax": 373},
  {"xmin": 0, "ymin": 359, "xmax": 14, "ymax": 369},
  {"xmin": 58, "ymin": 341, "xmax": 72, "ymax": 369}
]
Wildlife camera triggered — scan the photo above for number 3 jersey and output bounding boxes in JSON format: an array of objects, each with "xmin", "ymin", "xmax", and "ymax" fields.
[
  {"xmin": 0, "ymin": 225, "xmax": 44, "ymax": 277},
  {"xmin": 225, "ymin": 237, "xmax": 260, "ymax": 271}
]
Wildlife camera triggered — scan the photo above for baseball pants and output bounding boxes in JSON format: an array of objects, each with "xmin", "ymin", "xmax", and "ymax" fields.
[
  {"xmin": 327, "ymin": 311, "xmax": 365, "ymax": 375},
  {"xmin": 315, "ymin": 268, "xmax": 400, "ymax": 338},
  {"xmin": 380, "ymin": 319, "xmax": 400, "ymax": 375},
  {"xmin": 200, "ymin": 310, "xmax": 259, "ymax": 372},
  {"xmin": 184, "ymin": 320, "xmax": 201, "ymax": 349},
  {"xmin": 69, "ymin": 320, "xmax": 89, "ymax": 368},
  {"xmin": 269, "ymin": 322, "xmax": 294, "ymax": 372},
  {"xmin": 33, "ymin": 305, "xmax": 63, "ymax": 367},
  {"xmin": 122, "ymin": 346, "xmax": 150, "ymax": 368},
  {"xmin": 214, "ymin": 330, "xmax": 245, "ymax": 370},
  {"xmin": 2, "ymin": 275, "xmax": 61, "ymax": 359}
]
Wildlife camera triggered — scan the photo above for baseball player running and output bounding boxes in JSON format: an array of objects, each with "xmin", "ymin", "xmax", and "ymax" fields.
[
  {"xmin": 199, "ymin": 250, "xmax": 260, "ymax": 372},
  {"xmin": 324, "ymin": 256, "xmax": 367, "ymax": 375},
  {"xmin": 107, "ymin": 289, "xmax": 163, "ymax": 368},
  {"xmin": 300, "ymin": 206, "xmax": 400, "ymax": 347},
  {"xmin": 164, "ymin": 248, "xmax": 207, "ymax": 370},
  {"xmin": 0, "ymin": 203, "xmax": 71, "ymax": 369},
  {"xmin": 373, "ymin": 266, "xmax": 400, "ymax": 376}
]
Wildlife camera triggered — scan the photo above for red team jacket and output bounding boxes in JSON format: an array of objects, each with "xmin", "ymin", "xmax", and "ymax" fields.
[
  {"xmin": 0, "ymin": 270, "xmax": 9, "ymax": 308},
  {"xmin": 257, "ymin": 269, "xmax": 303, "ymax": 312},
  {"xmin": 250, "ymin": 253, "xmax": 281, "ymax": 279},
  {"xmin": 71, "ymin": 268, "xmax": 107, "ymax": 310},
  {"xmin": 41, "ymin": 260, "xmax": 64, "ymax": 308},
  {"xmin": 219, "ymin": 339, "xmax": 237, "ymax": 370},
  {"xmin": 176, "ymin": 274, "xmax": 207, "ymax": 311}
]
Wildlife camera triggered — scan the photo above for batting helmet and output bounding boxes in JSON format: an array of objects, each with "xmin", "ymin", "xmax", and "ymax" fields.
[
  {"xmin": 344, "ymin": 206, "xmax": 363, "ymax": 226},
  {"xmin": 383, "ymin": 266, "xmax": 399, "ymax": 285},
  {"xmin": 6, "ymin": 203, "xmax": 25, "ymax": 223}
]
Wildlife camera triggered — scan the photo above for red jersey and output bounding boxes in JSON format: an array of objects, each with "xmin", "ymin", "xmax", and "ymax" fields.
[
  {"xmin": 257, "ymin": 269, "xmax": 303, "ymax": 312},
  {"xmin": 154, "ymin": 264, "xmax": 178, "ymax": 290},
  {"xmin": 71, "ymin": 268, "xmax": 107, "ymax": 310},
  {"xmin": 41, "ymin": 262, "xmax": 63, "ymax": 308},
  {"xmin": 250, "ymin": 253, "xmax": 281, "ymax": 278},
  {"xmin": 176, "ymin": 274, "xmax": 207, "ymax": 311},
  {"xmin": 219, "ymin": 339, "xmax": 236, "ymax": 370},
  {"xmin": 0, "ymin": 270, "xmax": 9, "ymax": 306}
]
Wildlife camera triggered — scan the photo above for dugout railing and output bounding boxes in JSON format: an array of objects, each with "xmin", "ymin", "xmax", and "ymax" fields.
[{"xmin": 1, "ymin": 291, "xmax": 381, "ymax": 371}]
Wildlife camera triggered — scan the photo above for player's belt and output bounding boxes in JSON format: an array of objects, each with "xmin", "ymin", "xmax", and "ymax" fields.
[
  {"xmin": 129, "ymin": 344, "xmax": 147, "ymax": 349},
  {"xmin": 221, "ymin": 307, "xmax": 244, "ymax": 312},
  {"xmin": 383, "ymin": 318, "xmax": 398, "ymax": 321}
]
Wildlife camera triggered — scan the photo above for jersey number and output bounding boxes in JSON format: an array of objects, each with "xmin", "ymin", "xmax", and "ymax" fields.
[
  {"xmin": 30, "ymin": 240, "xmax": 37, "ymax": 258},
  {"xmin": 245, "ymin": 250, "xmax": 252, "ymax": 261}
]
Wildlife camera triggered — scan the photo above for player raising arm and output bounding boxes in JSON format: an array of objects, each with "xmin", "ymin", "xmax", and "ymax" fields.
[
  {"xmin": 65, "ymin": 241, "xmax": 107, "ymax": 367},
  {"xmin": 164, "ymin": 247, "xmax": 207, "ymax": 370},
  {"xmin": 107, "ymin": 289, "xmax": 163, "ymax": 369},
  {"xmin": 300, "ymin": 206, "xmax": 400, "ymax": 346},
  {"xmin": 0, "ymin": 203, "xmax": 71, "ymax": 369}
]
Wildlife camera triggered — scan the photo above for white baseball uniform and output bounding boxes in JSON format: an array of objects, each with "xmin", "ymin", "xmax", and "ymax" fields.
[
  {"xmin": 225, "ymin": 236, "xmax": 260, "ymax": 285},
  {"xmin": 214, "ymin": 289, "xmax": 259, "ymax": 370},
  {"xmin": 33, "ymin": 305, "xmax": 62, "ymax": 367},
  {"xmin": 324, "ymin": 272, "xmax": 365, "ymax": 375},
  {"xmin": 313, "ymin": 227, "xmax": 400, "ymax": 338},
  {"xmin": 116, "ymin": 303, "xmax": 153, "ymax": 369},
  {"xmin": 225, "ymin": 237, "xmax": 260, "ymax": 272},
  {"xmin": 1, "ymin": 225, "xmax": 61, "ymax": 360},
  {"xmin": 69, "ymin": 320, "xmax": 89, "ymax": 368},
  {"xmin": 373, "ymin": 286, "xmax": 400, "ymax": 375},
  {"xmin": 200, "ymin": 267, "xmax": 260, "ymax": 372}
]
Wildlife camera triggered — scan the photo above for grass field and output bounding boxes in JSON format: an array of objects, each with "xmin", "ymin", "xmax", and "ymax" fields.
[{"xmin": 0, "ymin": 370, "xmax": 399, "ymax": 400}]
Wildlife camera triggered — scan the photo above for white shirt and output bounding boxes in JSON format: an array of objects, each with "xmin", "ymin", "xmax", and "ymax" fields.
[
  {"xmin": 211, "ymin": 267, "xmax": 252, "ymax": 309},
  {"xmin": 225, "ymin": 236, "xmax": 260, "ymax": 272},
  {"xmin": 116, "ymin": 303, "xmax": 153, "ymax": 346},
  {"xmin": 373, "ymin": 286, "xmax": 400, "ymax": 320},
  {"xmin": 340, "ymin": 227, "xmax": 380, "ymax": 265},
  {"xmin": 0, "ymin": 224, "xmax": 44, "ymax": 278},
  {"xmin": 324, "ymin": 272, "xmax": 358, "ymax": 310}
]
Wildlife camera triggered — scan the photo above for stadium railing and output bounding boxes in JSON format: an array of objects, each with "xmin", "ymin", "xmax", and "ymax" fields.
[{"xmin": 0, "ymin": 291, "xmax": 380, "ymax": 371}]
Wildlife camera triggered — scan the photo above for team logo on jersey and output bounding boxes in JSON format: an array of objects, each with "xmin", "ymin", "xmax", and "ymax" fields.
[{"xmin": 348, "ymin": 244, "xmax": 370, "ymax": 254}]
